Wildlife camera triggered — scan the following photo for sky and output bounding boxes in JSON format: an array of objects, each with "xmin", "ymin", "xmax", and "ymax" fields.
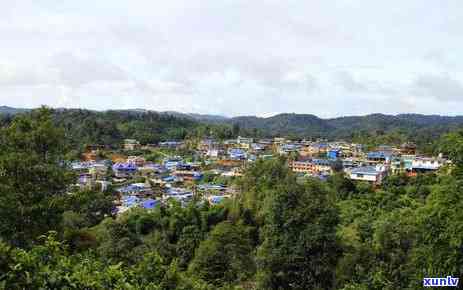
[{"xmin": 0, "ymin": 0, "xmax": 463, "ymax": 118}]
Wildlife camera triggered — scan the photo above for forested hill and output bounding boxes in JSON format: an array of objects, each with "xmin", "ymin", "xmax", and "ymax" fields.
[
  {"xmin": 0, "ymin": 106, "xmax": 29, "ymax": 115},
  {"xmin": 0, "ymin": 108, "xmax": 204, "ymax": 147},
  {"xmin": 218, "ymin": 113, "xmax": 463, "ymax": 138},
  {"xmin": 2, "ymin": 107, "xmax": 463, "ymax": 148},
  {"xmin": 56, "ymin": 109, "xmax": 199, "ymax": 146}
]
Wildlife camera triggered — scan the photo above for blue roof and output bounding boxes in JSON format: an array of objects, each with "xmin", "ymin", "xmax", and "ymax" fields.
[
  {"xmin": 281, "ymin": 144, "xmax": 300, "ymax": 150},
  {"xmin": 367, "ymin": 151, "xmax": 392, "ymax": 159},
  {"xmin": 164, "ymin": 161, "xmax": 182, "ymax": 168},
  {"xmin": 117, "ymin": 183, "xmax": 148, "ymax": 193},
  {"xmin": 162, "ymin": 176, "xmax": 176, "ymax": 182},
  {"xmin": 142, "ymin": 199, "xmax": 159, "ymax": 209},
  {"xmin": 312, "ymin": 159, "xmax": 331, "ymax": 166},
  {"xmin": 314, "ymin": 143, "xmax": 328, "ymax": 148},
  {"xmin": 198, "ymin": 184, "xmax": 226, "ymax": 190},
  {"xmin": 210, "ymin": 196, "xmax": 226, "ymax": 204},
  {"xmin": 167, "ymin": 188, "xmax": 193, "ymax": 196},
  {"xmin": 327, "ymin": 149, "xmax": 340, "ymax": 159},
  {"xmin": 112, "ymin": 162, "xmax": 137, "ymax": 171},
  {"xmin": 229, "ymin": 148, "xmax": 245, "ymax": 154},
  {"xmin": 315, "ymin": 173, "xmax": 329, "ymax": 181},
  {"xmin": 123, "ymin": 195, "xmax": 139, "ymax": 206}
]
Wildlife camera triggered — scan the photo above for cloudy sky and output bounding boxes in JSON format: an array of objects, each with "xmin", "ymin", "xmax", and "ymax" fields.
[{"xmin": 1, "ymin": 0, "xmax": 462, "ymax": 117}]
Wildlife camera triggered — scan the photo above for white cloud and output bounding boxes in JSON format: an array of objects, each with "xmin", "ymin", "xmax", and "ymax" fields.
[
  {"xmin": 413, "ymin": 73, "xmax": 463, "ymax": 101},
  {"xmin": 0, "ymin": 0, "xmax": 463, "ymax": 116}
]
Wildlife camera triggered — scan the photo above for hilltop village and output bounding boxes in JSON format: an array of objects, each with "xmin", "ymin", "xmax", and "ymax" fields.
[{"xmin": 71, "ymin": 136, "xmax": 449, "ymax": 214}]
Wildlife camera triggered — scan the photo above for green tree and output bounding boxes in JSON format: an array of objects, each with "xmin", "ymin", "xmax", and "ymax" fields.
[
  {"xmin": 189, "ymin": 221, "xmax": 255, "ymax": 287},
  {"xmin": 409, "ymin": 177, "xmax": 463, "ymax": 287},
  {"xmin": 0, "ymin": 108, "xmax": 74, "ymax": 247},
  {"xmin": 256, "ymin": 178, "xmax": 341, "ymax": 290}
]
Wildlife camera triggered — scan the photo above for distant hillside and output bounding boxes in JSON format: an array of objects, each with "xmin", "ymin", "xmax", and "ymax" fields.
[
  {"xmin": 220, "ymin": 113, "xmax": 463, "ymax": 138},
  {"xmin": 0, "ymin": 106, "xmax": 229, "ymax": 122},
  {"xmin": 162, "ymin": 111, "xmax": 229, "ymax": 122},
  {"xmin": 2, "ymin": 106, "xmax": 463, "ymax": 148},
  {"xmin": 230, "ymin": 113, "xmax": 331, "ymax": 137},
  {"xmin": 0, "ymin": 106, "xmax": 30, "ymax": 115},
  {"xmin": 0, "ymin": 108, "xmax": 203, "ymax": 147}
]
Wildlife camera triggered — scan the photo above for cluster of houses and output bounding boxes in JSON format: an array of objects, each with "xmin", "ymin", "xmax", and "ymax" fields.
[
  {"xmin": 286, "ymin": 142, "xmax": 448, "ymax": 184},
  {"xmin": 195, "ymin": 137, "xmax": 449, "ymax": 185},
  {"xmin": 70, "ymin": 137, "xmax": 450, "ymax": 215},
  {"xmin": 70, "ymin": 140, "xmax": 241, "ymax": 215}
]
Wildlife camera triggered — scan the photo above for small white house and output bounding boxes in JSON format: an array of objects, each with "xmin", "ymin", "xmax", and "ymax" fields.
[
  {"xmin": 411, "ymin": 157, "xmax": 445, "ymax": 172},
  {"xmin": 347, "ymin": 165, "xmax": 388, "ymax": 184},
  {"xmin": 206, "ymin": 149, "xmax": 220, "ymax": 158}
]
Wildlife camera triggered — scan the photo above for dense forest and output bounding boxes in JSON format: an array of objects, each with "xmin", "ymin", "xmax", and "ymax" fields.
[
  {"xmin": 0, "ymin": 108, "xmax": 236, "ymax": 149},
  {"xmin": 2, "ymin": 107, "xmax": 463, "ymax": 153},
  {"xmin": 0, "ymin": 108, "xmax": 462, "ymax": 289}
]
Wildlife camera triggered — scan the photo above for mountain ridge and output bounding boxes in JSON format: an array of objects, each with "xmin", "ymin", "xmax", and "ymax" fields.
[
  {"xmin": 2, "ymin": 105, "xmax": 463, "ymax": 121},
  {"xmin": 2, "ymin": 106, "xmax": 463, "ymax": 142}
]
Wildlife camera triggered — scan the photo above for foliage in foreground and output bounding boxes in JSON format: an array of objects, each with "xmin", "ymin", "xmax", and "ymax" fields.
[{"xmin": 0, "ymin": 108, "xmax": 462, "ymax": 289}]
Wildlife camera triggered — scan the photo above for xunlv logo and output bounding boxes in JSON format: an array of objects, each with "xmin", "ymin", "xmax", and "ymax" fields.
[{"xmin": 423, "ymin": 276, "xmax": 459, "ymax": 287}]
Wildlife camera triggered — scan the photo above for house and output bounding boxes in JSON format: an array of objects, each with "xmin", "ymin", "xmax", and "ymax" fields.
[
  {"xmin": 164, "ymin": 188, "xmax": 194, "ymax": 203},
  {"xmin": 237, "ymin": 136, "xmax": 254, "ymax": 145},
  {"xmin": 347, "ymin": 165, "xmax": 388, "ymax": 184},
  {"xmin": 221, "ymin": 167, "xmax": 243, "ymax": 177},
  {"xmin": 89, "ymin": 163, "xmax": 108, "ymax": 179},
  {"xmin": 341, "ymin": 157, "xmax": 363, "ymax": 169},
  {"xmin": 290, "ymin": 161, "xmax": 315, "ymax": 174},
  {"xmin": 302, "ymin": 143, "xmax": 329, "ymax": 156},
  {"xmin": 173, "ymin": 170, "xmax": 203, "ymax": 181},
  {"xmin": 228, "ymin": 148, "xmax": 247, "ymax": 160},
  {"xmin": 250, "ymin": 143, "xmax": 266, "ymax": 153},
  {"xmin": 159, "ymin": 141, "xmax": 182, "ymax": 149},
  {"xmin": 127, "ymin": 156, "xmax": 146, "ymax": 167},
  {"xmin": 289, "ymin": 159, "xmax": 332, "ymax": 175},
  {"xmin": 123, "ymin": 139, "xmax": 141, "ymax": 151},
  {"xmin": 117, "ymin": 183, "xmax": 152, "ymax": 195},
  {"xmin": 197, "ymin": 184, "xmax": 227, "ymax": 193},
  {"xmin": 224, "ymin": 139, "xmax": 238, "ymax": 147},
  {"xmin": 257, "ymin": 139, "xmax": 273, "ymax": 150},
  {"xmin": 82, "ymin": 151, "xmax": 98, "ymax": 162},
  {"xmin": 208, "ymin": 195, "xmax": 231, "ymax": 205},
  {"xmin": 71, "ymin": 161, "xmax": 93, "ymax": 172},
  {"xmin": 314, "ymin": 143, "xmax": 329, "ymax": 154},
  {"xmin": 259, "ymin": 154, "xmax": 274, "ymax": 160},
  {"xmin": 327, "ymin": 149, "xmax": 341, "ymax": 160},
  {"xmin": 278, "ymin": 143, "xmax": 301, "ymax": 155},
  {"xmin": 273, "ymin": 137, "xmax": 286, "ymax": 145},
  {"xmin": 411, "ymin": 157, "xmax": 446, "ymax": 172},
  {"xmin": 112, "ymin": 162, "xmax": 138, "ymax": 178},
  {"xmin": 163, "ymin": 157, "xmax": 183, "ymax": 171},
  {"xmin": 77, "ymin": 173, "xmax": 94, "ymax": 188},
  {"xmin": 312, "ymin": 159, "xmax": 332, "ymax": 174},
  {"xmin": 206, "ymin": 149, "xmax": 221, "ymax": 159},
  {"xmin": 121, "ymin": 195, "xmax": 140, "ymax": 208},
  {"xmin": 198, "ymin": 139, "xmax": 218, "ymax": 152},
  {"xmin": 162, "ymin": 175, "xmax": 179, "ymax": 183},
  {"xmin": 400, "ymin": 142, "xmax": 417, "ymax": 155},
  {"xmin": 138, "ymin": 163, "xmax": 167, "ymax": 176},
  {"xmin": 390, "ymin": 155, "xmax": 415, "ymax": 174},
  {"xmin": 95, "ymin": 180, "xmax": 111, "ymax": 192},
  {"xmin": 247, "ymin": 154, "xmax": 257, "ymax": 162},
  {"xmin": 141, "ymin": 199, "xmax": 159, "ymax": 209},
  {"xmin": 367, "ymin": 151, "xmax": 393, "ymax": 163}
]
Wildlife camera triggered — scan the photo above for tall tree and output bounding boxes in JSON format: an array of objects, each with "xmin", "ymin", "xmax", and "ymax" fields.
[
  {"xmin": 0, "ymin": 108, "xmax": 73, "ymax": 247},
  {"xmin": 256, "ymin": 178, "xmax": 341, "ymax": 289},
  {"xmin": 189, "ymin": 221, "xmax": 255, "ymax": 287}
]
